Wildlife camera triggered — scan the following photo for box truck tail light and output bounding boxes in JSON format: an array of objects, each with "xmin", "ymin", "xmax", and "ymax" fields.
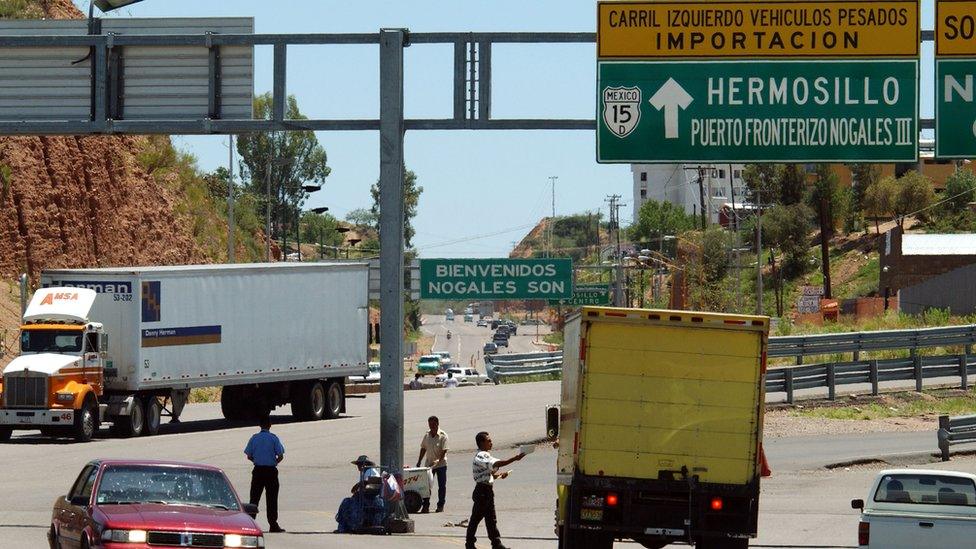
[
  {"xmin": 579, "ymin": 337, "xmax": 586, "ymax": 361},
  {"xmin": 761, "ymin": 351, "xmax": 767, "ymax": 374},
  {"xmin": 710, "ymin": 497, "xmax": 723, "ymax": 511},
  {"xmin": 858, "ymin": 521, "xmax": 869, "ymax": 545},
  {"xmin": 606, "ymin": 493, "xmax": 618, "ymax": 507}
]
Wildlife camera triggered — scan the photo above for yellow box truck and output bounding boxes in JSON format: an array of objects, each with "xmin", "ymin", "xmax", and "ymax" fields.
[{"xmin": 556, "ymin": 307, "xmax": 769, "ymax": 549}]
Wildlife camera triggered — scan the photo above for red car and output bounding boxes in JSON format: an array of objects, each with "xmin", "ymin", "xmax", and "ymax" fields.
[{"xmin": 49, "ymin": 459, "xmax": 263, "ymax": 548}]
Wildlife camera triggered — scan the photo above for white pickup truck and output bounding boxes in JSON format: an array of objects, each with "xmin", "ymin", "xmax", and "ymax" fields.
[{"xmin": 853, "ymin": 469, "xmax": 976, "ymax": 548}]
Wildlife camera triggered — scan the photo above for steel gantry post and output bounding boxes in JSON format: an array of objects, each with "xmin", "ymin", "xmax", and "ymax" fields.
[{"xmin": 378, "ymin": 28, "xmax": 407, "ymax": 493}]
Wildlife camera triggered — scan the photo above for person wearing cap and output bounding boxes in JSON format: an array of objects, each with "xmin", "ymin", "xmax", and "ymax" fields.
[
  {"xmin": 466, "ymin": 431, "xmax": 524, "ymax": 549},
  {"xmin": 335, "ymin": 455, "xmax": 383, "ymax": 533},
  {"xmin": 244, "ymin": 415, "xmax": 285, "ymax": 533}
]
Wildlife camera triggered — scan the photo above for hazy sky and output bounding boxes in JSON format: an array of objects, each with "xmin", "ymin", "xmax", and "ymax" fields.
[
  {"xmin": 76, "ymin": 0, "xmax": 940, "ymax": 258},
  {"xmin": 76, "ymin": 0, "xmax": 632, "ymax": 258}
]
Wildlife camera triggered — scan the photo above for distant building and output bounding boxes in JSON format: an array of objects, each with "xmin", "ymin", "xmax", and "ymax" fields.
[
  {"xmin": 631, "ymin": 164, "xmax": 748, "ymax": 224},
  {"xmin": 880, "ymin": 227, "xmax": 976, "ymax": 315}
]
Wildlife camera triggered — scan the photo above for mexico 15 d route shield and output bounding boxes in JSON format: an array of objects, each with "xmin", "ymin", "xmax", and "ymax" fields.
[{"xmin": 597, "ymin": 60, "xmax": 918, "ymax": 163}]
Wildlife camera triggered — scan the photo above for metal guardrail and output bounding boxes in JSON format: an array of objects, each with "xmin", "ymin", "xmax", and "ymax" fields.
[
  {"xmin": 938, "ymin": 414, "xmax": 976, "ymax": 461},
  {"xmin": 766, "ymin": 354, "xmax": 975, "ymax": 403},
  {"xmin": 768, "ymin": 325, "xmax": 976, "ymax": 364},
  {"xmin": 484, "ymin": 352, "xmax": 562, "ymax": 381}
]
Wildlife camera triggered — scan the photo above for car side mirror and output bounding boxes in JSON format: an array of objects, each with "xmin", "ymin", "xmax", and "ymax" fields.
[
  {"xmin": 243, "ymin": 503, "xmax": 259, "ymax": 516},
  {"xmin": 851, "ymin": 499, "xmax": 864, "ymax": 510},
  {"xmin": 69, "ymin": 495, "xmax": 89, "ymax": 507}
]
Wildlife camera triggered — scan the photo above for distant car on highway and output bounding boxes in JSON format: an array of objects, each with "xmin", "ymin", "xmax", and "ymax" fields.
[
  {"xmin": 505, "ymin": 320, "xmax": 518, "ymax": 335},
  {"xmin": 49, "ymin": 460, "xmax": 262, "ymax": 549},
  {"xmin": 492, "ymin": 333, "xmax": 509, "ymax": 348},
  {"xmin": 417, "ymin": 355, "xmax": 444, "ymax": 375},
  {"xmin": 483, "ymin": 342, "xmax": 498, "ymax": 355},
  {"xmin": 463, "ymin": 314, "xmax": 473, "ymax": 322},
  {"xmin": 446, "ymin": 310, "xmax": 455, "ymax": 321},
  {"xmin": 490, "ymin": 319, "xmax": 501, "ymax": 330},
  {"xmin": 852, "ymin": 469, "xmax": 976, "ymax": 548},
  {"xmin": 434, "ymin": 351, "xmax": 452, "ymax": 368},
  {"xmin": 434, "ymin": 367, "xmax": 490, "ymax": 386},
  {"xmin": 476, "ymin": 319, "xmax": 488, "ymax": 327},
  {"xmin": 356, "ymin": 361, "xmax": 381, "ymax": 382}
]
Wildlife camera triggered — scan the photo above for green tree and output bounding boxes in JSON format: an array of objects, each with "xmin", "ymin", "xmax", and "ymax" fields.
[
  {"xmin": 848, "ymin": 163, "xmax": 881, "ymax": 230},
  {"xmin": 742, "ymin": 164, "xmax": 782, "ymax": 205},
  {"xmin": 299, "ymin": 211, "xmax": 346, "ymax": 258},
  {"xmin": 892, "ymin": 171, "xmax": 935, "ymax": 229},
  {"xmin": 236, "ymin": 93, "xmax": 331, "ymax": 240},
  {"xmin": 941, "ymin": 167, "xmax": 976, "ymax": 214},
  {"xmin": 778, "ymin": 164, "xmax": 806, "ymax": 206},
  {"xmin": 345, "ymin": 208, "xmax": 378, "ymax": 229},
  {"xmin": 863, "ymin": 175, "xmax": 897, "ymax": 234},
  {"xmin": 763, "ymin": 204, "xmax": 813, "ymax": 277},
  {"xmin": 809, "ymin": 163, "xmax": 850, "ymax": 233},
  {"xmin": 370, "ymin": 169, "xmax": 423, "ymax": 248},
  {"xmin": 629, "ymin": 200, "xmax": 696, "ymax": 248}
]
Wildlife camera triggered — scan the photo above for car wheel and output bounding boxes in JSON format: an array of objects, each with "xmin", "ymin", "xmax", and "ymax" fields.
[
  {"xmin": 48, "ymin": 525, "xmax": 60, "ymax": 549},
  {"xmin": 72, "ymin": 396, "xmax": 98, "ymax": 443},
  {"xmin": 144, "ymin": 397, "xmax": 162, "ymax": 436}
]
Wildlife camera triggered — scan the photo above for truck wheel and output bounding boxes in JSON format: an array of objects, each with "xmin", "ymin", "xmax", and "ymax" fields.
[
  {"xmin": 0, "ymin": 427, "xmax": 11, "ymax": 442},
  {"xmin": 323, "ymin": 381, "xmax": 343, "ymax": 419},
  {"xmin": 144, "ymin": 398, "xmax": 162, "ymax": 436},
  {"xmin": 73, "ymin": 397, "xmax": 98, "ymax": 443},
  {"xmin": 112, "ymin": 397, "xmax": 144, "ymax": 438},
  {"xmin": 291, "ymin": 381, "xmax": 326, "ymax": 421},
  {"xmin": 404, "ymin": 491, "xmax": 423, "ymax": 514},
  {"xmin": 221, "ymin": 387, "xmax": 246, "ymax": 421}
]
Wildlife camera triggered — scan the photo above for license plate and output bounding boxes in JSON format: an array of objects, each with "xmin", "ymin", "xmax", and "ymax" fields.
[
  {"xmin": 580, "ymin": 508, "xmax": 603, "ymax": 521},
  {"xmin": 17, "ymin": 416, "xmax": 33, "ymax": 424}
]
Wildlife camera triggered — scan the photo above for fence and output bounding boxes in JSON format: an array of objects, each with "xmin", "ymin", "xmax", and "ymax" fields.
[
  {"xmin": 938, "ymin": 414, "xmax": 976, "ymax": 461},
  {"xmin": 768, "ymin": 325, "xmax": 976, "ymax": 364},
  {"xmin": 485, "ymin": 351, "xmax": 561, "ymax": 382}
]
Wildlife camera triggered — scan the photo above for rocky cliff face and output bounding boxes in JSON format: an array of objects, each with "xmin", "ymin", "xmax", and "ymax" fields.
[{"xmin": 0, "ymin": 0, "xmax": 209, "ymax": 279}]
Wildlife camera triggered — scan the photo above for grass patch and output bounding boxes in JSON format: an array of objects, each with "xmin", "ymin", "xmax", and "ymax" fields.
[
  {"xmin": 543, "ymin": 331, "xmax": 564, "ymax": 346},
  {"xmin": 0, "ymin": 0, "xmax": 43, "ymax": 18},
  {"xmin": 793, "ymin": 389, "xmax": 976, "ymax": 420},
  {"xmin": 189, "ymin": 386, "xmax": 221, "ymax": 403}
]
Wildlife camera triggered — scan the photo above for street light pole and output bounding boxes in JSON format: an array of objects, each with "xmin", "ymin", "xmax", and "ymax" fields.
[{"xmin": 227, "ymin": 134, "xmax": 235, "ymax": 263}]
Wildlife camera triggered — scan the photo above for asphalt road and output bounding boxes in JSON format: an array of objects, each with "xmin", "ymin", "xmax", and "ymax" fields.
[
  {"xmin": 0, "ymin": 376, "xmax": 956, "ymax": 549},
  {"xmin": 425, "ymin": 314, "xmax": 551, "ymax": 371}
]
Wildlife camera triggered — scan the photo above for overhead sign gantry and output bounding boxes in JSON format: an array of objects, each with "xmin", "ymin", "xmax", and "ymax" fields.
[{"xmin": 596, "ymin": 0, "xmax": 920, "ymax": 163}]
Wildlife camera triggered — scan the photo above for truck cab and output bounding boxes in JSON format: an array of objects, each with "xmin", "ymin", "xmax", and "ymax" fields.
[{"xmin": 0, "ymin": 288, "xmax": 105, "ymax": 442}]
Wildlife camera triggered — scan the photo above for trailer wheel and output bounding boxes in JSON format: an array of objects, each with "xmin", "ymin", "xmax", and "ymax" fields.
[
  {"xmin": 112, "ymin": 397, "xmax": 144, "ymax": 438},
  {"xmin": 0, "ymin": 427, "xmax": 11, "ymax": 442},
  {"xmin": 144, "ymin": 398, "xmax": 162, "ymax": 436},
  {"xmin": 221, "ymin": 387, "xmax": 246, "ymax": 421},
  {"xmin": 73, "ymin": 396, "xmax": 98, "ymax": 443},
  {"xmin": 323, "ymin": 381, "xmax": 343, "ymax": 420}
]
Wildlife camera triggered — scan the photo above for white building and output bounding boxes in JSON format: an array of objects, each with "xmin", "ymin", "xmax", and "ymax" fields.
[{"xmin": 631, "ymin": 163, "xmax": 749, "ymax": 224}]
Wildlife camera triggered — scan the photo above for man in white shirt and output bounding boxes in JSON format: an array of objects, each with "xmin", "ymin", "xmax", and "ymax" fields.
[
  {"xmin": 444, "ymin": 371, "xmax": 460, "ymax": 388},
  {"xmin": 466, "ymin": 431, "xmax": 525, "ymax": 549},
  {"xmin": 416, "ymin": 415, "xmax": 449, "ymax": 513}
]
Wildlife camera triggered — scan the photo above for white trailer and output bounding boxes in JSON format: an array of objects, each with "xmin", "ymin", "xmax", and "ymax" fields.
[{"xmin": 0, "ymin": 263, "xmax": 368, "ymax": 441}]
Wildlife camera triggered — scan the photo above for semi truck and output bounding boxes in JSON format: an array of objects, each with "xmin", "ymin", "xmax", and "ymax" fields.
[
  {"xmin": 0, "ymin": 263, "xmax": 368, "ymax": 442},
  {"xmin": 555, "ymin": 307, "xmax": 769, "ymax": 549}
]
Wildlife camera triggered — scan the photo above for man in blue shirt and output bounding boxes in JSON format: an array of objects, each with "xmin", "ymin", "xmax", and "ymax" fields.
[{"xmin": 244, "ymin": 415, "xmax": 285, "ymax": 533}]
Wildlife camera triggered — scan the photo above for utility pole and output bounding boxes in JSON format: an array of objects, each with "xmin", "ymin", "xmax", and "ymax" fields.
[
  {"xmin": 265, "ymin": 157, "xmax": 271, "ymax": 262},
  {"xmin": 548, "ymin": 176, "xmax": 558, "ymax": 259},
  {"xmin": 606, "ymin": 194, "xmax": 625, "ymax": 307},
  {"xmin": 755, "ymin": 189, "xmax": 763, "ymax": 315},
  {"xmin": 696, "ymin": 166, "xmax": 707, "ymax": 230},
  {"xmin": 227, "ymin": 135, "xmax": 235, "ymax": 263},
  {"xmin": 819, "ymin": 196, "xmax": 833, "ymax": 299},
  {"xmin": 729, "ymin": 164, "xmax": 741, "ymax": 312}
]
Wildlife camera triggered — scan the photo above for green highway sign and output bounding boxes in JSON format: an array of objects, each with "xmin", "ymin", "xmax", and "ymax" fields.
[
  {"xmin": 420, "ymin": 258, "xmax": 573, "ymax": 300},
  {"xmin": 549, "ymin": 284, "xmax": 612, "ymax": 306},
  {"xmin": 597, "ymin": 60, "xmax": 918, "ymax": 163},
  {"xmin": 936, "ymin": 60, "xmax": 976, "ymax": 158}
]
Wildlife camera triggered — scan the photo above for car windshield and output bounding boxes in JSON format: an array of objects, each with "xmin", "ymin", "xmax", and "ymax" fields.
[
  {"xmin": 96, "ymin": 465, "xmax": 239, "ymax": 510},
  {"xmin": 873, "ymin": 474, "xmax": 976, "ymax": 506},
  {"xmin": 20, "ymin": 329, "xmax": 82, "ymax": 353}
]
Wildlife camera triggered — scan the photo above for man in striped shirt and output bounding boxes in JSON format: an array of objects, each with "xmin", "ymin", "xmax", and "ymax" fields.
[{"xmin": 466, "ymin": 431, "xmax": 525, "ymax": 549}]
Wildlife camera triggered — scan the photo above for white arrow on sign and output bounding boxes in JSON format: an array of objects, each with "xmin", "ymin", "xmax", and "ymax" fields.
[{"xmin": 648, "ymin": 78, "xmax": 693, "ymax": 139}]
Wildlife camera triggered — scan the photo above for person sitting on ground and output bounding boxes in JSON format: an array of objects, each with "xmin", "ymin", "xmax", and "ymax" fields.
[
  {"xmin": 335, "ymin": 455, "xmax": 383, "ymax": 533},
  {"xmin": 409, "ymin": 373, "xmax": 424, "ymax": 390}
]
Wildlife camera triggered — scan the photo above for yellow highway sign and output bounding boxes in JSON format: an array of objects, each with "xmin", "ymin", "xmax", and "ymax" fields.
[
  {"xmin": 598, "ymin": 1, "xmax": 919, "ymax": 58},
  {"xmin": 937, "ymin": 0, "xmax": 976, "ymax": 56}
]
